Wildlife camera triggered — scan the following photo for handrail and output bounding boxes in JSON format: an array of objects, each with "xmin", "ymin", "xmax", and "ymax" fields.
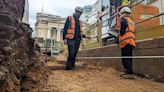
[
  {"xmin": 87, "ymin": 11, "xmax": 164, "ymax": 40},
  {"xmin": 135, "ymin": 12, "xmax": 164, "ymax": 24},
  {"xmin": 85, "ymin": 11, "xmax": 164, "ymax": 33},
  {"xmin": 83, "ymin": 0, "xmax": 146, "ymax": 31},
  {"xmin": 83, "ymin": 0, "xmax": 164, "ymax": 47},
  {"xmin": 83, "ymin": 13, "xmax": 118, "ymax": 32}
]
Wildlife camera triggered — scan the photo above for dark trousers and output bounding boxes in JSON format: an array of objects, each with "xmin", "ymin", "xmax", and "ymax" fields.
[
  {"xmin": 66, "ymin": 39, "xmax": 80, "ymax": 68},
  {"xmin": 121, "ymin": 44, "xmax": 134, "ymax": 74}
]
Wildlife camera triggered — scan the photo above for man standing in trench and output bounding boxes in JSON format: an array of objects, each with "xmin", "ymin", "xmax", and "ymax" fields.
[
  {"xmin": 118, "ymin": 7, "xmax": 136, "ymax": 79},
  {"xmin": 63, "ymin": 6, "xmax": 89, "ymax": 70}
]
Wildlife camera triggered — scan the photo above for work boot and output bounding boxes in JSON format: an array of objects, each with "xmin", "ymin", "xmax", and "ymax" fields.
[
  {"xmin": 119, "ymin": 72, "xmax": 127, "ymax": 77},
  {"xmin": 65, "ymin": 67, "xmax": 73, "ymax": 70},
  {"xmin": 65, "ymin": 66, "xmax": 74, "ymax": 70},
  {"xmin": 121, "ymin": 74, "xmax": 135, "ymax": 79}
]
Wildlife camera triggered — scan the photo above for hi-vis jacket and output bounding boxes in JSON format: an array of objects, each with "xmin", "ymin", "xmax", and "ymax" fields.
[
  {"xmin": 65, "ymin": 16, "xmax": 83, "ymax": 39},
  {"xmin": 119, "ymin": 17, "xmax": 136, "ymax": 48}
]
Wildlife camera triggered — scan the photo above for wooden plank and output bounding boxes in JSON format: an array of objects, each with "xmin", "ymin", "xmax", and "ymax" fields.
[{"xmin": 136, "ymin": 25, "xmax": 164, "ymax": 41}]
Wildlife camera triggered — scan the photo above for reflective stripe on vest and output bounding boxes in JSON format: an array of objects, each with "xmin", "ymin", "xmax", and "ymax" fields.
[
  {"xmin": 125, "ymin": 30, "xmax": 135, "ymax": 34},
  {"xmin": 119, "ymin": 17, "xmax": 136, "ymax": 48},
  {"xmin": 66, "ymin": 16, "xmax": 82, "ymax": 39},
  {"xmin": 119, "ymin": 36, "xmax": 135, "ymax": 43}
]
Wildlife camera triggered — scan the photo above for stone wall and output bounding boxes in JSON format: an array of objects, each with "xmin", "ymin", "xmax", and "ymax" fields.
[{"xmin": 0, "ymin": 0, "xmax": 49, "ymax": 92}]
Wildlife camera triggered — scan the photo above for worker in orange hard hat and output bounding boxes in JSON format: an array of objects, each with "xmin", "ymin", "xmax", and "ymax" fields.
[
  {"xmin": 117, "ymin": 6, "xmax": 136, "ymax": 79},
  {"xmin": 63, "ymin": 6, "xmax": 90, "ymax": 70}
]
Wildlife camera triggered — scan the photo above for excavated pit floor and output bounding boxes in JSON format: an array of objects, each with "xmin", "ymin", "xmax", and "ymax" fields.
[{"xmin": 43, "ymin": 56, "xmax": 164, "ymax": 92}]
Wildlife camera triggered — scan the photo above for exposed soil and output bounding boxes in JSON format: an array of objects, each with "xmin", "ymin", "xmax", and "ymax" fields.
[{"xmin": 43, "ymin": 57, "xmax": 164, "ymax": 92}]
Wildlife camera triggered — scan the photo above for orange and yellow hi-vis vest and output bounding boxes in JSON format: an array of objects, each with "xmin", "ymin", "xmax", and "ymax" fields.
[
  {"xmin": 66, "ymin": 16, "xmax": 83, "ymax": 39},
  {"xmin": 119, "ymin": 17, "xmax": 136, "ymax": 48}
]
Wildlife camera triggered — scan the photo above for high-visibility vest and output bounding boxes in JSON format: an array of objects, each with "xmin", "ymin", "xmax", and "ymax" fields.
[
  {"xmin": 118, "ymin": 17, "xmax": 136, "ymax": 48},
  {"xmin": 66, "ymin": 16, "xmax": 83, "ymax": 39}
]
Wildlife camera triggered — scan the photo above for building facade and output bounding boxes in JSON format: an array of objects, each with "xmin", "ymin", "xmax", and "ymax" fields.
[
  {"xmin": 35, "ymin": 13, "xmax": 66, "ymax": 52},
  {"xmin": 88, "ymin": 0, "xmax": 102, "ymax": 24},
  {"xmin": 81, "ymin": 5, "xmax": 92, "ymax": 23},
  {"xmin": 81, "ymin": 0, "xmax": 102, "ymax": 24},
  {"xmin": 81, "ymin": 0, "xmax": 102, "ymax": 43},
  {"xmin": 35, "ymin": 13, "xmax": 66, "ymax": 41}
]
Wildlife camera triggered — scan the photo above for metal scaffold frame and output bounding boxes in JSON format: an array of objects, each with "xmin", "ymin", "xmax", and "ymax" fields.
[
  {"xmin": 79, "ymin": 0, "xmax": 164, "ymax": 59},
  {"xmin": 83, "ymin": 0, "xmax": 164, "ymax": 49}
]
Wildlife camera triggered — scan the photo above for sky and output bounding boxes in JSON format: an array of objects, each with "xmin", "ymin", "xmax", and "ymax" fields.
[{"xmin": 29, "ymin": 0, "xmax": 97, "ymax": 28}]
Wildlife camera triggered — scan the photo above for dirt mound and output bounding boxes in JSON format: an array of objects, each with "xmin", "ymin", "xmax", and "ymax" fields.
[{"xmin": 0, "ymin": 1, "xmax": 50, "ymax": 91}]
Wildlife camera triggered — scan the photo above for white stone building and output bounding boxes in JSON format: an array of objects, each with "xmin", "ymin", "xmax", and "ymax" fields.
[{"xmin": 35, "ymin": 13, "xmax": 66, "ymax": 41}]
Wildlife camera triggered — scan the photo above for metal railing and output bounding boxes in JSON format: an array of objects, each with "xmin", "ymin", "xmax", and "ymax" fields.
[
  {"xmin": 83, "ymin": 0, "xmax": 146, "ymax": 32},
  {"xmin": 135, "ymin": 12, "xmax": 164, "ymax": 24},
  {"xmin": 82, "ymin": 0, "xmax": 164, "ymax": 49}
]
